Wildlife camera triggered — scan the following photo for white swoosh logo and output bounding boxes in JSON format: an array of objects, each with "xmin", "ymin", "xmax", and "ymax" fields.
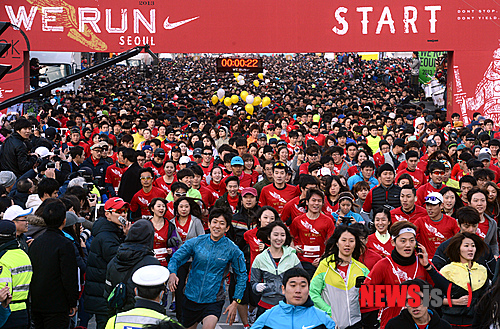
[
  {"xmin": 163, "ymin": 16, "xmax": 200, "ymax": 30},
  {"xmin": 302, "ymin": 325, "xmax": 315, "ymax": 329}
]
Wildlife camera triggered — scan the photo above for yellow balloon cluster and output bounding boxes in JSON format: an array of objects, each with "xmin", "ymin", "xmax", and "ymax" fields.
[
  {"xmin": 224, "ymin": 97, "xmax": 232, "ymax": 107},
  {"xmin": 240, "ymin": 91, "xmax": 248, "ymax": 102},
  {"xmin": 231, "ymin": 95, "xmax": 239, "ymax": 104}
]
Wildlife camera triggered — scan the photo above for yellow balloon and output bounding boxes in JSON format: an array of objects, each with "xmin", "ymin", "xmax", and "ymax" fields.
[
  {"xmin": 258, "ymin": 73, "xmax": 264, "ymax": 80},
  {"xmin": 224, "ymin": 97, "xmax": 232, "ymax": 107},
  {"xmin": 253, "ymin": 96, "xmax": 261, "ymax": 106},
  {"xmin": 211, "ymin": 95, "xmax": 218, "ymax": 105},
  {"xmin": 234, "ymin": 73, "xmax": 239, "ymax": 78},
  {"xmin": 231, "ymin": 95, "xmax": 239, "ymax": 104},
  {"xmin": 253, "ymin": 80, "xmax": 260, "ymax": 87},
  {"xmin": 240, "ymin": 91, "xmax": 248, "ymax": 102},
  {"xmin": 262, "ymin": 96, "xmax": 271, "ymax": 107},
  {"xmin": 245, "ymin": 104, "xmax": 254, "ymax": 115}
]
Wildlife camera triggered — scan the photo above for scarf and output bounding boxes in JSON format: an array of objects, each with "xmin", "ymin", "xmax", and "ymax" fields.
[{"xmin": 391, "ymin": 248, "xmax": 416, "ymax": 267}]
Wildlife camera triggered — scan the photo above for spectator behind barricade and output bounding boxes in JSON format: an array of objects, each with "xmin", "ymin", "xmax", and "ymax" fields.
[
  {"xmin": 0, "ymin": 172, "xmax": 16, "ymax": 194},
  {"xmin": 0, "ymin": 118, "xmax": 37, "ymax": 177},
  {"xmin": 84, "ymin": 197, "xmax": 131, "ymax": 329},
  {"xmin": 9, "ymin": 178, "xmax": 33, "ymax": 207},
  {"xmin": 29, "ymin": 200, "xmax": 79, "ymax": 329},
  {"xmin": 105, "ymin": 219, "xmax": 160, "ymax": 314},
  {"xmin": 25, "ymin": 177, "xmax": 59, "ymax": 211},
  {"xmin": 81, "ymin": 142, "xmax": 110, "ymax": 189}
]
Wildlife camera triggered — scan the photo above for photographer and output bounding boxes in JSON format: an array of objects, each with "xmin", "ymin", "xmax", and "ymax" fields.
[
  {"xmin": 332, "ymin": 192, "xmax": 364, "ymax": 226},
  {"xmin": 59, "ymin": 146, "xmax": 85, "ymax": 180}
]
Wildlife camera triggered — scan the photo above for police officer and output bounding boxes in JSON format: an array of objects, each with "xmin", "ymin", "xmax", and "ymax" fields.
[
  {"xmin": 105, "ymin": 265, "xmax": 173, "ymax": 329},
  {"xmin": 0, "ymin": 220, "xmax": 32, "ymax": 329}
]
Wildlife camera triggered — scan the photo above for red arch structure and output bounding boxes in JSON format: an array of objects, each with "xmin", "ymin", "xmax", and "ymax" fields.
[{"xmin": 0, "ymin": 0, "xmax": 499, "ymax": 121}]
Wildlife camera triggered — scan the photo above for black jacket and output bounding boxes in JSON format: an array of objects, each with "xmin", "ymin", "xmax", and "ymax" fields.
[
  {"xmin": 370, "ymin": 183, "xmax": 401, "ymax": 213},
  {"xmin": 118, "ymin": 162, "xmax": 142, "ymax": 203},
  {"xmin": 84, "ymin": 217, "xmax": 124, "ymax": 315},
  {"xmin": 229, "ymin": 204, "xmax": 260, "ymax": 263},
  {"xmin": 81, "ymin": 157, "xmax": 110, "ymax": 188},
  {"xmin": 104, "ymin": 220, "xmax": 160, "ymax": 314},
  {"xmin": 432, "ymin": 237, "xmax": 497, "ymax": 279},
  {"xmin": 386, "ymin": 309, "xmax": 451, "ymax": 329},
  {"xmin": 28, "ymin": 228, "xmax": 79, "ymax": 313},
  {"xmin": 0, "ymin": 132, "xmax": 37, "ymax": 177}
]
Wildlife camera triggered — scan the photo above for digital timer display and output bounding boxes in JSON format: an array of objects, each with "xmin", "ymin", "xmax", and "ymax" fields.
[{"xmin": 216, "ymin": 58, "xmax": 263, "ymax": 73}]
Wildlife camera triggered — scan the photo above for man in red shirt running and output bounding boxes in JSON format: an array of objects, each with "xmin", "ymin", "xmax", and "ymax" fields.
[
  {"xmin": 259, "ymin": 162, "xmax": 299, "ymax": 215},
  {"xmin": 391, "ymin": 185, "xmax": 428, "ymax": 223},
  {"xmin": 290, "ymin": 189, "xmax": 335, "ymax": 278},
  {"xmin": 415, "ymin": 192, "xmax": 460, "ymax": 259},
  {"xmin": 281, "ymin": 174, "xmax": 320, "ymax": 226},
  {"xmin": 416, "ymin": 161, "xmax": 446, "ymax": 207},
  {"xmin": 396, "ymin": 151, "xmax": 426, "ymax": 189},
  {"xmin": 130, "ymin": 168, "xmax": 167, "ymax": 218}
]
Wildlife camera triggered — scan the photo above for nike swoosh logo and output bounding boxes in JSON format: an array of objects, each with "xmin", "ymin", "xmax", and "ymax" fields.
[
  {"xmin": 302, "ymin": 325, "xmax": 315, "ymax": 329},
  {"xmin": 163, "ymin": 16, "xmax": 200, "ymax": 30}
]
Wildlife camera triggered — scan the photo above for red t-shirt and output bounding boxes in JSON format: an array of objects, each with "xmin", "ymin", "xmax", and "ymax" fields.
[
  {"xmin": 197, "ymin": 185, "xmax": 216, "ymax": 208},
  {"xmin": 415, "ymin": 182, "xmax": 443, "ymax": 207},
  {"xmin": 154, "ymin": 221, "xmax": 171, "ymax": 267},
  {"xmin": 153, "ymin": 176, "xmax": 177, "ymax": 196},
  {"xmin": 359, "ymin": 249, "xmax": 383, "ymax": 271},
  {"xmin": 281, "ymin": 196, "xmax": 306, "ymax": 225},
  {"xmin": 130, "ymin": 187, "xmax": 167, "ymax": 217},
  {"xmin": 366, "ymin": 233, "xmax": 393, "ymax": 258},
  {"xmin": 336, "ymin": 263, "xmax": 349, "ymax": 283},
  {"xmin": 259, "ymin": 183, "xmax": 299, "ymax": 215},
  {"xmin": 289, "ymin": 213, "xmax": 335, "ymax": 263},
  {"xmin": 364, "ymin": 256, "xmax": 433, "ymax": 329},
  {"xmin": 144, "ymin": 161, "xmax": 165, "ymax": 177},
  {"xmin": 477, "ymin": 219, "xmax": 490, "ymax": 240},
  {"xmin": 305, "ymin": 133, "xmax": 325, "ymax": 146},
  {"xmin": 396, "ymin": 168, "xmax": 427, "ymax": 189},
  {"xmin": 207, "ymin": 180, "xmax": 226, "ymax": 199},
  {"xmin": 390, "ymin": 205, "xmax": 428, "ymax": 223},
  {"xmin": 415, "ymin": 214, "xmax": 460, "ymax": 259},
  {"xmin": 244, "ymin": 228, "xmax": 261, "ymax": 268},
  {"xmin": 373, "ymin": 152, "xmax": 385, "ymax": 168},
  {"xmin": 239, "ymin": 172, "xmax": 257, "ymax": 188},
  {"xmin": 347, "ymin": 166, "xmax": 359, "ymax": 177},
  {"xmin": 105, "ymin": 164, "xmax": 126, "ymax": 189},
  {"xmin": 175, "ymin": 216, "xmax": 192, "ymax": 242}
]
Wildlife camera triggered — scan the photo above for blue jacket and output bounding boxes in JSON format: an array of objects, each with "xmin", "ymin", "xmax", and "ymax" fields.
[
  {"xmin": 168, "ymin": 234, "xmax": 247, "ymax": 303},
  {"xmin": 252, "ymin": 298, "xmax": 336, "ymax": 329},
  {"xmin": 347, "ymin": 173, "xmax": 378, "ymax": 190}
]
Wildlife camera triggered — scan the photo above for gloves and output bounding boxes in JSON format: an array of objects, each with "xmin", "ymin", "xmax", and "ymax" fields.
[{"xmin": 256, "ymin": 283, "xmax": 266, "ymax": 293}]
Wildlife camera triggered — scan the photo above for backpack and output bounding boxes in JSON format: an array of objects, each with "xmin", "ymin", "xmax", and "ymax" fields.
[{"xmin": 107, "ymin": 265, "xmax": 136, "ymax": 313}]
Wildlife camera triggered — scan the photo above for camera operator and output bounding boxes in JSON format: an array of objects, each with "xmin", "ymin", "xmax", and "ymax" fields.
[{"xmin": 81, "ymin": 142, "xmax": 110, "ymax": 191}]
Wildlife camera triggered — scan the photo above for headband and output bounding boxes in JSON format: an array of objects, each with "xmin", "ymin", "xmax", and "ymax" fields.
[{"xmin": 392, "ymin": 227, "xmax": 416, "ymax": 239}]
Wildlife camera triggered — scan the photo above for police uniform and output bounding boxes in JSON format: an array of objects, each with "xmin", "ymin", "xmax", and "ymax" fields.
[
  {"xmin": 105, "ymin": 265, "xmax": 173, "ymax": 329},
  {"xmin": 0, "ymin": 208, "xmax": 33, "ymax": 328}
]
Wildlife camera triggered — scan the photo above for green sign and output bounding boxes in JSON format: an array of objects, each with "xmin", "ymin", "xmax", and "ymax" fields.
[{"xmin": 418, "ymin": 51, "xmax": 446, "ymax": 84}]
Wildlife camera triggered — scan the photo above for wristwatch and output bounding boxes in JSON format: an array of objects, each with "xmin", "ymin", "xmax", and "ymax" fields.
[{"xmin": 235, "ymin": 299, "xmax": 242, "ymax": 304}]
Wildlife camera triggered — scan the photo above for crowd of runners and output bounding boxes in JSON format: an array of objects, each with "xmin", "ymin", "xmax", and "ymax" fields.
[{"xmin": 0, "ymin": 52, "xmax": 497, "ymax": 329}]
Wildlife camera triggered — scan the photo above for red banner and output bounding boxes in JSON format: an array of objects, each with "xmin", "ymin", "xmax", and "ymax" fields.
[{"xmin": 0, "ymin": 0, "xmax": 500, "ymax": 119}]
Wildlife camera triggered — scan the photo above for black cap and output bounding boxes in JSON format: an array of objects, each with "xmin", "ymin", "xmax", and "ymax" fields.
[
  {"xmin": 154, "ymin": 149, "xmax": 166, "ymax": 158},
  {"xmin": 0, "ymin": 220, "xmax": 16, "ymax": 239}
]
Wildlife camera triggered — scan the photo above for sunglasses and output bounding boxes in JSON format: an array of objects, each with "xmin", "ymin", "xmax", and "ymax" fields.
[
  {"xmin": 203, "ymin": 153, "xmax": 213, "ymax": 156},
  {"xmin": 309, "ymin": 153, "xmax": 319, "ymax": 157},
  {"xmin": 274, "ymin": 162, "xmax": 286, "ymax": 168},
  {"xmin": 432, "ymin": 171, "xmax": 445, "ymax": 176},
  {"xmin": 424, "ymin": 196, "xmax": 442, "ymax": 202},
  {"xmin": 174, "ymin": 192, "xmax": 187, "ymax": 197},
  {"xmin": 140, "ymin": 176, "xmax": 153, "ymax": 181},
  {"xmin": 112, "ymin": 209, "xmax": 127, "ymax": 215}
]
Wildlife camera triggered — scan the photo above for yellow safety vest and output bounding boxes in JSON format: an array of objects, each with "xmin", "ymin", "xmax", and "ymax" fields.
[
  {"xmin": 0, "ymin": 249, "xmax": 32, "ymax": 312},
  {"xmin": 105, "ymin": 307, "xmax": 171, "ymax": 329}
]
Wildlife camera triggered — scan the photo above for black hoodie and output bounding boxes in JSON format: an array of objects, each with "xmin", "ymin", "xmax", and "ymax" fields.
[
  {"xmin": 386, "ymin": 308, "xmax": 452, "ymax": 329},
  {"xmin": 104, "ymin": 219, "xmax": 160, "ymax": 314}
]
